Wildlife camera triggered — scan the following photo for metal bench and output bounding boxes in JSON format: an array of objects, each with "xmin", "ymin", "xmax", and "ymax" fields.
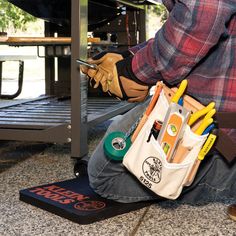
[{"xmin": 0, "ymin": 34, "xmax": 136, "ymax": 159}]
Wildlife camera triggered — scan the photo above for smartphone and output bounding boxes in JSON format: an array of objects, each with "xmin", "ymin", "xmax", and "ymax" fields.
[{"xmin": 76, "ymin": 59, "xmax": 97, "ymax": 70}]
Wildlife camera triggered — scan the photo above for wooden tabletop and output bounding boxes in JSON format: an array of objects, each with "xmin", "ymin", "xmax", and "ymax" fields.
[{"xmin": 0, "ymin": 37, "xmax": 100, "ymax": 46}]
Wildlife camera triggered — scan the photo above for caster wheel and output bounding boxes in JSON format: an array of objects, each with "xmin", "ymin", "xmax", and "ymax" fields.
[{"xmin": 74, "ymin": 160, "xmax": 88, "ymax": 178}]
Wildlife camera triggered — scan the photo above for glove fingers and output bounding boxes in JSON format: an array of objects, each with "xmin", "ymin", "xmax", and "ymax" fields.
[
  {"xmin": 87, "ymin": 68, "xmax": 99, "ymax": 78},
  {"xmin": 80, "ymin": 65, "xmax": 88, "ymax": 74},
  {"xmin": 86, "ymin": 53, "xmax": 124, "ymax": 99},
  {"xmin": 93, "ymin": 71, "xmax": 103, "ymax": 88},
  {"xmin": 100, "ymin": 74, "xmax": 109, "ymax": 92},
  {"xmin": 88, "ymin": 65, "xmax": 109, "ymax": 79},
  {"xmin": 86, "ymin": 58, "xmax": 109, "ymax": 78},
  {"xmin": 91, "ymin": 69, "xmax": 110, "ymax": 92}
]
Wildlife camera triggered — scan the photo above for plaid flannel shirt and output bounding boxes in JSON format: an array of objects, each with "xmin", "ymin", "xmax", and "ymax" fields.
[{"xmin": 130, "ymin": 0, "xmax": 236, "ymax": 148}]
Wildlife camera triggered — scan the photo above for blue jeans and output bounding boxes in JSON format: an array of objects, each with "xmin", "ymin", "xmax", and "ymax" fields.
[{"xmin": 87, "ymin": 101, "xmax": 236, "ymax": 204}]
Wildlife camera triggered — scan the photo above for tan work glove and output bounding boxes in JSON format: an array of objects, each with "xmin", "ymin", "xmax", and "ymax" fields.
[
  {"xmin": 82, "ymin": 53, "xmax": 123, "ymax": 93},
  {"xmin": 81, "ymin": 52, "xmax": 150, "ymax": 102},
  {"xmin": 80, "ymin": 51, "xmax": 126, "ymax": 92}
]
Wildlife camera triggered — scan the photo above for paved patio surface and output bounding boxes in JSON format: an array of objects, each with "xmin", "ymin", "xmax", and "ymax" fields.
[{"xmin": 0, "ymin": 119, "xmax": 235, "ymax": 236}]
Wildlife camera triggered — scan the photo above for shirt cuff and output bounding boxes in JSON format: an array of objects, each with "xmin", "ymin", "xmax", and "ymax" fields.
[
  {"xmin": 131, "ymin": 39, "xmax": 162, "ymax": 85},
  {"xmin": 129, "ymin": 40, "xmax": 150, "ymax": 54}
]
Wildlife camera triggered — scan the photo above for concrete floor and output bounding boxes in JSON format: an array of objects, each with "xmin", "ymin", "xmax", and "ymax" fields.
[{"xmin": 0, "ymin": 119, "xmax": 236, "ymax": 236}]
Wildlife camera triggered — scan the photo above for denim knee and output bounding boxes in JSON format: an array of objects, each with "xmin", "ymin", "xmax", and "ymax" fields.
[
  {"xmin": 87, "ymin": 153, "xmax": 106, "ymax": 189},
  {"xmin": 87, "ymin": 145, "xmax": 117, "ymax": 195},
  {"xmin": 87, "ymin": 157, "xmax": 100, "ymax": 191}
]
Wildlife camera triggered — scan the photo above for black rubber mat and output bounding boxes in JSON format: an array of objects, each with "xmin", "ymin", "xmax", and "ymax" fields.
[{"xmin": 20, "ymin": 175, "xmax": 152, "ymax": 224}]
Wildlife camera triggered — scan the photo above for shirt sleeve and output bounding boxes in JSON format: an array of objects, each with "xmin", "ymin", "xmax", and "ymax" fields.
[
  {"xmin": 132, "ymin": 0, "xmax": 233, "ymax": 85},
  {"xmin": 129, "ymin": 40, "xmax": 150, "ymax": 54}
]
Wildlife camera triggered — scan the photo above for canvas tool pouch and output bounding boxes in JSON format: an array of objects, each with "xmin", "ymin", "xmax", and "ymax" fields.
[{"xmin": 123, "ymin": 82, "xmax": 212, "ymax": 200}]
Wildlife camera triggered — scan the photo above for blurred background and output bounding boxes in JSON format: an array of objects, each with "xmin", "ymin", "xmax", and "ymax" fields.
[{"xmin": 0, "ymin": 0, "xmax": 166, "ymax": 99}]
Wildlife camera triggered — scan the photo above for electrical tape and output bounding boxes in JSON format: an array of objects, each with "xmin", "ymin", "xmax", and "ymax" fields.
[{"xmin": 103, "ymin": 131, "xmax": 132, "ymax": 161}]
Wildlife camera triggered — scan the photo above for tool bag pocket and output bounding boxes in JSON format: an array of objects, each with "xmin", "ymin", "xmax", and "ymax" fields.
[{"xmin": 123, "ymin": 122, "xmax": 208, "ymax": 199}]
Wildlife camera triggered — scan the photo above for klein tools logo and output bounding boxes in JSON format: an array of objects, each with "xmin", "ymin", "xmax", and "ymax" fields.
[
  {"xmin": 142, "ymin": 157, "xmax": 162, "ymax": 183},
  {"xmin": 29, "ymin": 185, "xmax": 106, "ymax": 211},
  {"xmin": 74, "ymin": 201, "xmax": 106, "ymax": 211}
]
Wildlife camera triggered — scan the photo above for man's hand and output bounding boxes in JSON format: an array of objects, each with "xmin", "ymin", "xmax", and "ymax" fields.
[
  {"xmin": 80, "ymin": 50, "xmax": 132, "ymax": 87},
  {"xmin": 80, "ymin": 51, "xmax": 150, "ymax": 102},
  {"xmin": 81, "ymin": 53, "xmax": 124, "ymax": 95}
]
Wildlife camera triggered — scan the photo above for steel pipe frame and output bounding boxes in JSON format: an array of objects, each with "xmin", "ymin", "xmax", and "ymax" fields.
[{"xmin": 71, "ymin": 0, "xmax": 88, "ymax": 158}]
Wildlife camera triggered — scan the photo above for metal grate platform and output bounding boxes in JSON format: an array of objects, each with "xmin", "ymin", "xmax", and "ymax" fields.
[{"xmin": 0, "ymin": 96, "xmax": 135, "ymax": 143}]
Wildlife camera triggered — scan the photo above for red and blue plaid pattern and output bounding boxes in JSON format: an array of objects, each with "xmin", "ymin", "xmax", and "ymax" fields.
[{"xmin": 130, "ymin": 0, "xmax": 236, "ymax": 113}]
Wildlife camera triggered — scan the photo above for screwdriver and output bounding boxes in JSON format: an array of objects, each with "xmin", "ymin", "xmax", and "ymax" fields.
[
  {"xmin": 76, "ymin": 59, "xmax": 98, "ymax": 70},
  {"xmin": 131, "ymin": 82, "xmax": 163, "ymax": 142},
  {"xmin": 186, "ymin": 129, "xmax": 217, "ymax": 185}
]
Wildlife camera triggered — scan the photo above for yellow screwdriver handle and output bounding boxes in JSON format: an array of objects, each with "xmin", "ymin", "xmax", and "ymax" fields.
[
  {"xmin": 203, "ymin": 108, "xmax": 216, "ymax": 122},
  {"xmin": 195, "ymin": 118, "xmax": 214, "ymax": 135},
  {"xmin": 171, "ymin": 79, "xmax": 188, "ymax": 103},
  {"xmin": 198, "ymin": 133, "xmax": 217, "ymax": 160},
  {"xmin": 188, "ymin": 102, "xmax": 215, "ymax": 126}
]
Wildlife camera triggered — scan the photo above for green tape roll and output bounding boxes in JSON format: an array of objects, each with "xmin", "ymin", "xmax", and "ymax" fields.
[{"xmin": 103, "ymin": 131, "xmax": 132, "ymax": 161}]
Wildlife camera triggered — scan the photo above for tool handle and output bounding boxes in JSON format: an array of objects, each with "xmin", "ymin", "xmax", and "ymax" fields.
[
  {"xmin": 131, "ymin": 82, "xmax": 163, "ymax": 143},
  {"xmin": 185, "ymin": 160, "xmax": 201, "ymax": 186},
  {"xmin": 203, "ymin": 108, "xmax": 216, "ymax": 122},
  {"xmin": 202, "ymin": 123, "xmax": 215, "ymax": 135},
  {"xmin": 171, "ymin": 80, "xmax": 188, "ymax": 103},
  {"xmin": 131, "ymin": 114, "xmax": 148, "ymax": 142},
  {"xmin": 171, "ymin": 144, "xmax": 191, "ymax": 163},
  {"xmin": 198, "ymin": 133, "xmax": 217, "ymax": 160},
  {"xmin": 186, "ymin": 132, "xmax": 217, "ymax": 185},
  {"xmin": 146, "ymin": 83, "xmax": 163, "ymax": 116},
  {"xmin": 195, "ymin": 118, "xmax": 213, "ymax": 135},
  {"xmin": 188, "ymin": 102, "xmax": 215, "ymax": 126}
]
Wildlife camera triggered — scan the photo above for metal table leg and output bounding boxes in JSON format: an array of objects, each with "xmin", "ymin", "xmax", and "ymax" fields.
[
  {"xmin": 71, "ymin": 0, "xmax": 88, "ymax": 159},
  {"xmin": 0, "ymin": 61, "xmax": 2, "ymax": 95}
]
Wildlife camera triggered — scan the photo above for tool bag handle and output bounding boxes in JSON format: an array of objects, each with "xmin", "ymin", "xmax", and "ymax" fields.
[{"xmin": 215, "ymin": 112, "xmax": 236, "ymax": 163}]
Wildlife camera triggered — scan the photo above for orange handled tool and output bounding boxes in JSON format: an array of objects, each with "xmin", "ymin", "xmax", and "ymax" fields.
[{"xmin": 131, "ymin": 82, "xmax": 163, "ymax": 142}]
